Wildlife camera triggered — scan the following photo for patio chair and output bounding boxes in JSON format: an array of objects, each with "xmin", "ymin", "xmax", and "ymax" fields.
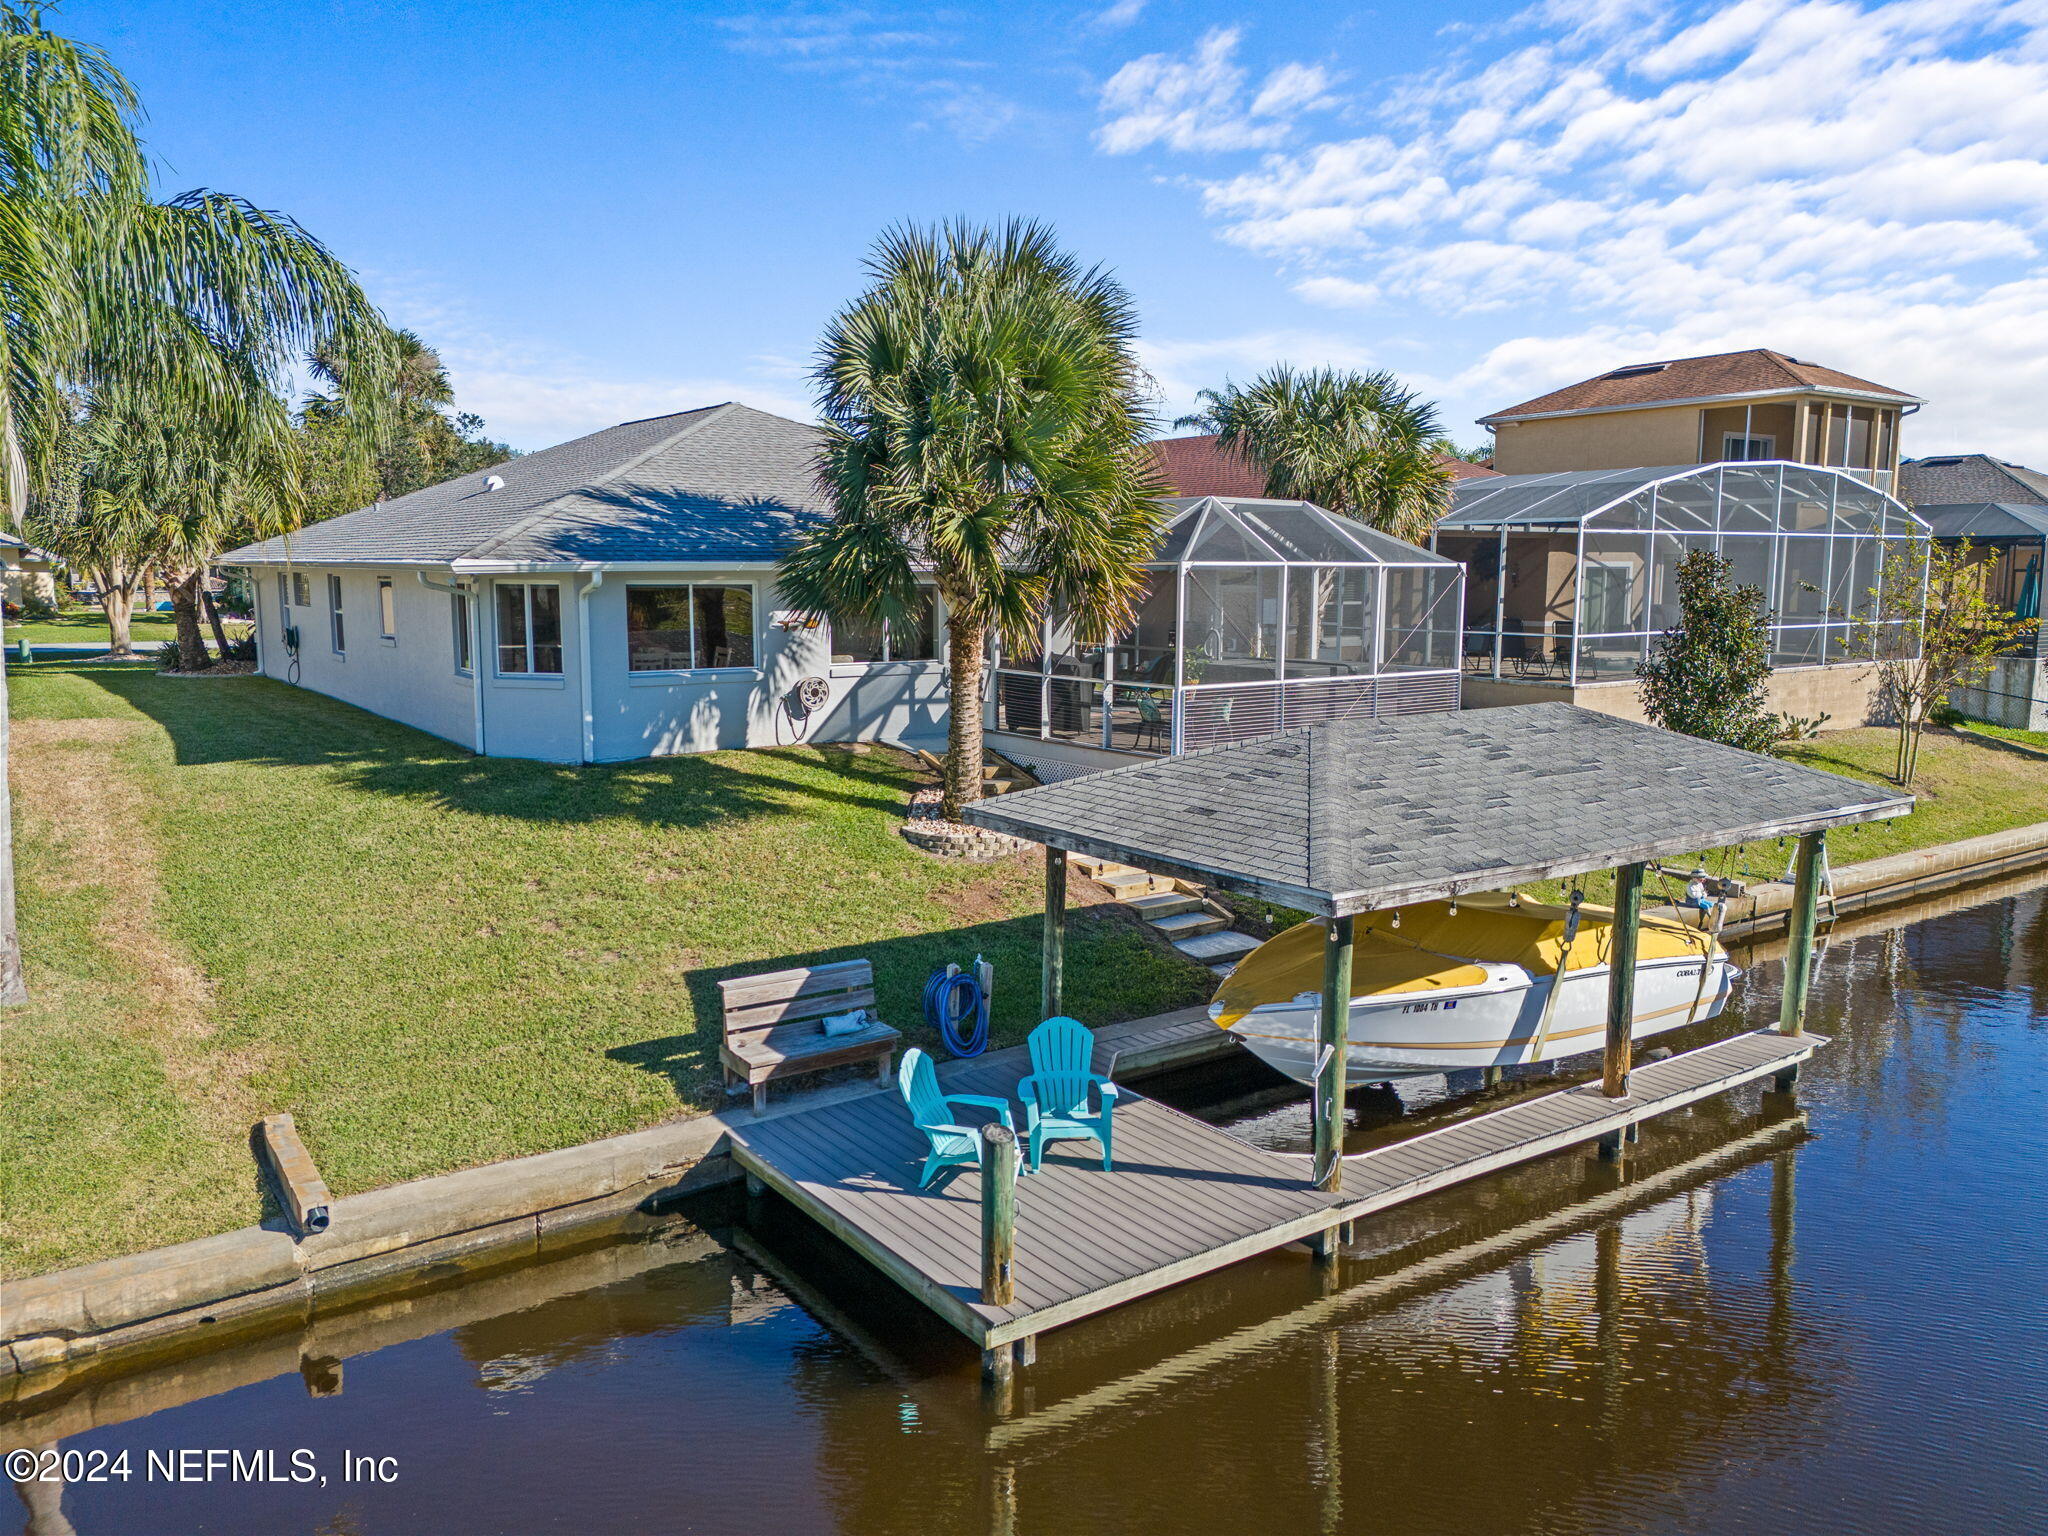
[
  {"xmin": 1017, "ymin": 1017, "xmax": 1121, "ymax": 1173},
  {"xmin": 897, "ymin": 1048, "xmax": 1018, "ymax": 1189}
]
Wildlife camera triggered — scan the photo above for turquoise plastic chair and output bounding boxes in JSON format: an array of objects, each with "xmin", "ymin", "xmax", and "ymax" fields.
[
  {"xmin": 1018, "ymin": 1017, "xmax": 1121, "ymax": 1173},
  {"xmin": 897, "ymin": 1047, "xmax": 1017, "ymax": 1189}
]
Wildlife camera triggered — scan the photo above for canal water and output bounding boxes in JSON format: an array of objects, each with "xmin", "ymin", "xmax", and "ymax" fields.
[{"xmin": 8, "ymin": 878, "xmax": 2047, "ymax": 1535}]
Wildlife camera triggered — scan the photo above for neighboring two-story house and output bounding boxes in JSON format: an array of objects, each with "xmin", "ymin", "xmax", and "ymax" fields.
[
  {"xmin": 1479, "ymin": 348, "xmax": 1921, "ymax": 493},
  {"xmin": 1436, "ymin": 349, "xmax": 1932, "ymax": 728}
]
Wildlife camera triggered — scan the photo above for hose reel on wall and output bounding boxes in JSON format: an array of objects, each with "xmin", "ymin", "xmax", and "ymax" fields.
[{"xmin": 775, "ymin": 675, "xmax": 832, "ymax": 745}]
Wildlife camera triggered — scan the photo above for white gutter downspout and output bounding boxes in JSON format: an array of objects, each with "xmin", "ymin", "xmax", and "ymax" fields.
[
  {"xmin": 417, "ymin": 571, "xmax": 487, "ymax": 757},
  {"xmin": 576, "ymin": 570, "xmax": 605, "ymax": 764}
]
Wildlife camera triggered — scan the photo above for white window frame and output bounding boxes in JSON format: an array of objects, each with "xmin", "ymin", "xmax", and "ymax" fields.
[
  {"xmin": 327, "ymin": 573, "xmax": 346, "ymax": 655},
  {"xmin": 1581, "ymin": 558, "xmax": 1635, "ymax": 634},
  {"xmin": 623, "ymin": 581, "xmax": 759, "ymax": 675},
  {"xmin": 377, "ymin": 576, "xmax": 397, "ymax": 641},
  {"xmin": 291, "ymin": 571, "xmax": 310, "ymax": 607},
  {"xmin": 451, "ymin": 591, "xmax": 472, "ymax": 674},
  {"xmin": 1723, "ymin": 433, "xmax": 1775, "ymax": 462},
  {"xmin": 495, "ymin": 581, "xmax": 564, "ymax": 676}
]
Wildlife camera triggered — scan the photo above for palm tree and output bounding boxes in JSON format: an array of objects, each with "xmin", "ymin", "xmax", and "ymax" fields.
[
  {"xmin": 1178, "ymin": 366, "xmax": 1456, "ymax": 542},
  {"xmin": 779, "ymin": 220, "xmax": 1167, "ymax": 819}
]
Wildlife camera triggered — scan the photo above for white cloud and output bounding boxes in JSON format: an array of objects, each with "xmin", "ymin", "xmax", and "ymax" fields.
[
  {"xmin": 1091, "ymin": 0, "xmax": 1150, "ymax": 28},
  {"xmin": 1096, "ymin": 27, "xmax": 1341, "ymax": 154},
  {"xmin": 1098, "ymin": 0, "xmax": 2048, "ymax": 459}
]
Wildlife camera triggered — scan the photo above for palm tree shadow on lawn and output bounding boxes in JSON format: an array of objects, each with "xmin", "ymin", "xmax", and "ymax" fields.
[{"xmin": 84, "ymin": 670, "xmax": 906, "ymax": 830}]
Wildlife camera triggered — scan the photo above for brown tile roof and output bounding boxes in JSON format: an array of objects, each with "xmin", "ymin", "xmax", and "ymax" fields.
[
  {"xmin": 1481, "ymin": 349, "xmax": 1921, "ymax": 424},
  {"xmin": 1147, "ymin": 434, "xmax": 1497, "ymax": 498}
]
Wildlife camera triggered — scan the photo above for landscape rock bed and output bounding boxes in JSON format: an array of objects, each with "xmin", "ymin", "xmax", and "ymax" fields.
[{"xmin": 900, "ymin": 786, "xmax": 1031, "ymax": 860}]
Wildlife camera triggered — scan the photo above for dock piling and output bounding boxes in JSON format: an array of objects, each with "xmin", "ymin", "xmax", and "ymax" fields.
[
  {"xmin": 1779, "ymin": 830, "xmax": 1826, "ymax": 1038},
  {"xmin": 980, "ymin": 1124, "xmax": 1018, "ymax": 1307},
  {"xmin": 1042, "ymin": 848, "xmax": 1067, "ymax": 1022},
  {"xmin": 1603, "ymin": 862, "xmax": 1645, "ymax": 1098},
  {"xmin": 1314, "ymin": 916, "xmax": 1355, "ymax": 1192}
]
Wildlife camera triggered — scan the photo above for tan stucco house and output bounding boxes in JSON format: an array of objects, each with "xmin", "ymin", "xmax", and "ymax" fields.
[{"xmin": 1480, "ymin": 349, "xmax": 1921, "ymax": 497}]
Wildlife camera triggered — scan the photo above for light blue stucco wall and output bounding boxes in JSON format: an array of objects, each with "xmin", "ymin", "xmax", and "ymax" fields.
[{"xmin": 248, "ymin": 564, "xmax": 951, "ymax": 763}]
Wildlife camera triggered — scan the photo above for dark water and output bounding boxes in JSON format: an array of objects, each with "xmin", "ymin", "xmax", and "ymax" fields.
[{"xmin": 8, "ymin": 879, "xmax": 2047, "ymax": 1535}]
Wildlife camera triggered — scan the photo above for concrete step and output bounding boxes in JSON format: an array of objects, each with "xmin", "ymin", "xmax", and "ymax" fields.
[
  {"xmin": 1209, "ymin": 962, "xmax": 1238, "ymax": 978},
  {"xmin": 1150, "ymin": 910, "xmax": 1230, "ymax": 940},
  {"xmin": 1124, "ymin": 891, "xmax": 1201, "ymax": 920},
  {"xmin": 1172, "ymin": 929, "xmax": 1265, "ymax": 962}
]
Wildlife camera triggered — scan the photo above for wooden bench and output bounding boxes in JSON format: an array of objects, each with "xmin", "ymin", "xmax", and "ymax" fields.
[{"xmin": 718, "ymin": 960, "xmax": 901, "ymax": 1114}]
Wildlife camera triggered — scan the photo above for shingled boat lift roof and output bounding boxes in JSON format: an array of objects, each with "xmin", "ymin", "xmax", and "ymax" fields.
[{"xmin": 961, "ymin": 702, "xmax": 1911, "ymax": 917}]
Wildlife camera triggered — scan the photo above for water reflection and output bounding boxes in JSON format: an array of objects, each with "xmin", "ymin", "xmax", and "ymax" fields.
[{"xmin": 8, "ymin": 876, "xmax": 2048, "ymax": 1535}]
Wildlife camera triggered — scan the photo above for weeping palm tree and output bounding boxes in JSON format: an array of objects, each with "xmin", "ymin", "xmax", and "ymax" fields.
[
  {"xmin": 1178, "ymin": 366, "xmax": 1456, "ymax": 542},
  {"xmin": 3, "ymin": 3, "xmax": 391, "ymax": 668},
  {"xmin": 779, "ymin": 220, "xmax": 1167, "ymax": 819}
]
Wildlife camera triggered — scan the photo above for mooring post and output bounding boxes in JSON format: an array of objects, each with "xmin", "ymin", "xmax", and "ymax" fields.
[
  {"xmin": 981, "ymin": 1341, "xmax": 1015, "ymax": 1415},
  {"xmin": 1314, "ymin": 915, "xmax": 1355, "ymax": 1192},
  {"xmin": 1042, "ymin": 847, "xmax": 1067, "ymax": 1022},
  {"xmin": 1775, "ymin": 830, "xmax": 1825, "ymax": 1094},
  {"xmin": 980, "ymin": 1123, "xmax": 1018, "ymax": 1307},
  {"xmin": 1602, "ymin": 862, "xmax": 1645, "ymax": 1100}
]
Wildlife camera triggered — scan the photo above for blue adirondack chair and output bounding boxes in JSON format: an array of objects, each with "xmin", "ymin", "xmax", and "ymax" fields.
[
  {"xmin": 897, "ymin": 1047, "xmax": 1018, "ymax": 1189},
  {"xmin": 1018, "ymin": 1016, "xmax": 1121, "ymax": 1173}
]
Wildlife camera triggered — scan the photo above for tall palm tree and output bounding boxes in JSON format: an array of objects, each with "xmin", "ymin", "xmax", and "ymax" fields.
[
  {"xmin": 1178, "ymin": 365, "xmax": 1456, "ymax": 542},
  {"xmin": 779, "ymin": 220, "xmax": 1167, "ymax": 819}
]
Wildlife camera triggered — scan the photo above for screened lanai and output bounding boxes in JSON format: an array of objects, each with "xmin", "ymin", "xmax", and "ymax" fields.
[
  {"xmin": 1916, "ymin": 502, "xmax": 2048, "ymax": 657},
  {"xmin": 1433, "ymin": 462, "xmax": 1931, "ymax": 686},
  {"xmin": 987, "ymin": 496, "xmax": 1463, "ymax": 757}
]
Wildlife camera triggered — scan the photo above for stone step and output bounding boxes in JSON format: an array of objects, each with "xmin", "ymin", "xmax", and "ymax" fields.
[
  {"xmin": 1209, "ymin": 962, "xmax": 1238, "ymax": 978},
  {"xmin": 1172, "ymin": 929, "xmax": 1265, "ymax": 962},
  {"xmin": 1150, "ymin": 910, "xmax": 1230, "ymax": 940},
  {"xmin": 1124, "ymin": 891, "xmax": 1201, "ymax": 920}
]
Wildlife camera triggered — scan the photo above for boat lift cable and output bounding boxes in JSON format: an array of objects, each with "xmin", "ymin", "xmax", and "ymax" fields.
[
  {"xmin": 1526, "ymin": 889, "xmax": 1584, "ymax": 1064},
  {"xmin": 924, "ymin": 963, "xmax": 990, "ymax": 1058}
]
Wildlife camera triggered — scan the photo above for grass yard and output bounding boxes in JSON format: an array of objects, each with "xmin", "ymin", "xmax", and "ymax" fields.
[
  {"xmin": 1955, "ymin": 717, "xmax": 2048, "ymax": 756},
  {"xmin": 5, "ymin": 604, "xmax": 183, "ymax": 647},
  {"xmin": 0, "ymin": 665, "xmax": 1212, "ymax": 1278}
]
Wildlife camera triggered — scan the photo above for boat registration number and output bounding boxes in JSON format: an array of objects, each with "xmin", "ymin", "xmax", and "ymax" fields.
[{"xmin": 1400, "ymin": 1000, "xmax": 1459, "ymax": 1014}]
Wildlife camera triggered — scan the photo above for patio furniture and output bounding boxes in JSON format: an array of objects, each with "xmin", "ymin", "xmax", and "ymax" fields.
[
  {"xmin": 1018, "ymin": 1016, "xmax": 1121, "ymax": 1172},
  {"xmin": 1133, "ymin": 690, "xmax": 1168, "ymax": 751},
  {"xmin": 718, "ymin": 959, "xmax": 901, "ymax": 1115},
  {"xmin": 897, "ymin": 1047, "xmax": 1019, "ymax": 1188}
]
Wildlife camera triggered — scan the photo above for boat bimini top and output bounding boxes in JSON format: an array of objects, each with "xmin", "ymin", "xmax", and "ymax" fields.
[{"xmin": 1209, "ymin": 892, "xmax": 1715, "ymax": 1029}]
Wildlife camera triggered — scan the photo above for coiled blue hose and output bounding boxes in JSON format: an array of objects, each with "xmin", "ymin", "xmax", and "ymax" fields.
[{"xmin": 923, "ymin": 967, "xmax": 989, "ymax": 1058}]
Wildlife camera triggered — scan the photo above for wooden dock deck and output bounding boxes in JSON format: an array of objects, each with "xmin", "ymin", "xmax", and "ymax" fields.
[{"xmin": 725, "ymin": 1027, "xmax": 1820, "ymax": 1355}]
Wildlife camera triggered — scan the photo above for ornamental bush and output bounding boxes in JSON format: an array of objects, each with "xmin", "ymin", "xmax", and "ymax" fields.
[{"xmin": 1638, "ymin": 549, "xmax": 1786, "ymax": 753}]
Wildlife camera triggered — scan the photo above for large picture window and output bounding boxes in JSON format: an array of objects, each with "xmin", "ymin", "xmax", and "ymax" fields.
[
  {"xmin": 627, "ymin": 584, "xmax": 756, "ymax": 671},
  {"xmin": 830, "ymin": 586, "xmax": 937, "ymax": 663},
  {"xmin": 496, "ymin": 582, "xmax": 563, "ymax": 674}
]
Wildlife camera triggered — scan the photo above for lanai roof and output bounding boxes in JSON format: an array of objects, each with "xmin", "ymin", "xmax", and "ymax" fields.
[
  {"xmin": 1436, "ymin": 461, "xmax": 1929, "ymax": 533},
  {"xmin": 1153, "ymin": 496, "xmax": 1454, "ymax": 567},
  {"xmin": 1913, "ymin": 502, "xmax": 2048, "ymax": 541},
  {"xmin": 962, "ymin": 704, "xmax": 1911, "ymax": 916},
  {"xmin": 223, "ymin": 402, "xmax": 828, "ymax": 569}
]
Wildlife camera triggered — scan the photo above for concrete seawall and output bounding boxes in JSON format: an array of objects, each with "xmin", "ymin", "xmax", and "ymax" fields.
[{"xmin": 9, "ymin": 820, "xmax": 2048, "ymax": 1395}]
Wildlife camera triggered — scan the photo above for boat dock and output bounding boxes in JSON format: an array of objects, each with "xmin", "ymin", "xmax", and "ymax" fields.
[{"xmin": 725, "ymin": 1025, "xmax": 1818, "ymax": 1364}]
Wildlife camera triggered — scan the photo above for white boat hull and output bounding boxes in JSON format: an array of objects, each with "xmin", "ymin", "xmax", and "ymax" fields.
[{"xmin": 1221, "ymin": 953, "xmax": 1736, "ymax": 1085}]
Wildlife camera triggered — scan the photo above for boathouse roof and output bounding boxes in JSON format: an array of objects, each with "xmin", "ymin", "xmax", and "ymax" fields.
[{"xmin": 961, "ymin": 703, "xmax": 1912, "ymax": 916}]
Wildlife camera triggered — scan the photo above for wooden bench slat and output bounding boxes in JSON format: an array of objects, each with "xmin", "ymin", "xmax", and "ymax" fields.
[
  {"xmin": 724, "ymin": 987, "xmax": 876, "ymax": 1035},
  {"xmin": 718, "ymin": 961, "xmax": 873, "ymax": 1009},
  {"xmin": 727, "ymin": 1019, "xmax": 900, "ymax": 1068}
]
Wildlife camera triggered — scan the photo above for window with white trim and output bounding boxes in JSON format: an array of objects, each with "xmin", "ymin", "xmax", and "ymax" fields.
[
  {"xmin": 378, "ymin": 576, "xmax": 396, "ymax": 638},
  {"xmin": 291, "ymin": 571, "xmax": 310, "ymax": 607},
  {"xmin": 1723, "ymin": 433, "xmax": 1775, "ymax": 462},
  {"xmin": 451, "ymin": 591, "xmax": 472, "ymax": 672},
  {"xmin": 495, "ymin": 582, "xmax": 563, "ymax": 674},
  {"xmin": 327, "ymin": 574, "xmax": 345, "ymax": 654},
  {"xmin": 830, "ymin": 585, "xmax": 939, "ymax": 662},
  {"xmin": 625, "ymin": 584, "xmax": 756, "ymax": 671}
]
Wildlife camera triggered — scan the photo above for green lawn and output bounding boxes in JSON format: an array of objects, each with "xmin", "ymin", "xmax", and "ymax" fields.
[
  {"xmin": 1955, "ymin": 717, "xmax": 2048, "ymax": 756},
  {"xmin": 0, "ymin": 666, "xmax": 1211, "ymax": 1278},
  {"xmin": 6, "ymin": 605, "xmax": 181, "ymax": 646}
]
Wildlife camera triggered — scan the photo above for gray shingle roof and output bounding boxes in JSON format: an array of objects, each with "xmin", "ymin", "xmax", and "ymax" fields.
[
  {"xmin": 223, "ymin": 403, "xmax": 829, "ymax": 567},
  {"xmin": 1913, "ymin": 502, "xmax": 2048, "ymax": 541},
  {"xmin": 963, "ymin": 703, "xmax": 1910, "ymax": 915},
  {"xmin": 1900, "ymin": 454, "xmax": 2048, "ymax": 509}
]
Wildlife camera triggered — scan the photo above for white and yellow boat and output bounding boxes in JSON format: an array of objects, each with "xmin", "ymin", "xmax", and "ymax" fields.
[{"xmin": 1208, "ymin": 893, "xmax": 1734, "ymax": 1085}]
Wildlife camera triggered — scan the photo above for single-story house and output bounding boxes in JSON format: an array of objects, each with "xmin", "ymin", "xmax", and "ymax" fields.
[
  {"xmin": 223, "ymin": 403, "xmax": 952, "ymax": 763},
  {"xmin": 1, "ymin": 530, "xmax": 59, "ymax": 608},
  {"xmin": 224, "ymin": 403, "xmax": 1464, "ymax": 767}
]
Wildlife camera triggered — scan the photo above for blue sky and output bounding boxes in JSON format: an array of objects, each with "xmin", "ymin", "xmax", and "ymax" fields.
[{"xmin": 79, "ymin": 0, "xmax": 2048, "ymax": 461}]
